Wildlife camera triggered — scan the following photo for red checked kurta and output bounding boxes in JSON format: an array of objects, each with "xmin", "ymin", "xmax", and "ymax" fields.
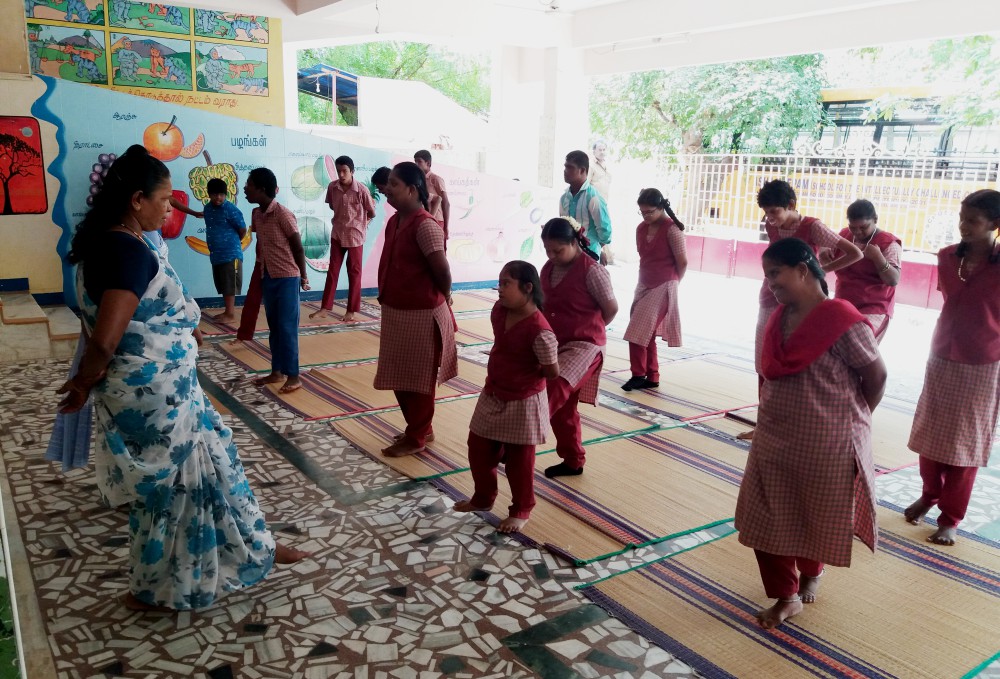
[
  {"xmin": 470, "ymin": 304, "xmax": 558, "ymax": 445},
  {"xmin": 736, "ymin": 313, "xmax": 880, "ymax": 568},
  {"xmin": 623, "ymin": 218, "xmax": 685, "ymax": 348},
  {"xmin": 754, "ymin": 217, "xmax": 842, "ymax": 371},
  {"xmin": 831, "ymin": 227, "xmax": 902, "ymax": 341},
  {"xmin": 908, "ymin": 245, "xmax": 1000, "ymax": 468},
  {"xmin": 374, "ymin": 210, "xmax": 457, "ymax": 394},
  {"xmin": 542, "ymin": 254, "xmax": 615, "ymax": 405}
]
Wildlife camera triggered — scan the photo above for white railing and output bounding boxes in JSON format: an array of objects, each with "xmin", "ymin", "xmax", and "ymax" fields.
[{"xmin": 656, "ymin": 153, "xmax": 1000, "ymax": 253}]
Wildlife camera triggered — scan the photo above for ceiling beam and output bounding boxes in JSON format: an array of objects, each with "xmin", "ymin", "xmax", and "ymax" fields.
[{"xmin": 583, "ymin": 0, "xmax": 1000, "ymax": 75}]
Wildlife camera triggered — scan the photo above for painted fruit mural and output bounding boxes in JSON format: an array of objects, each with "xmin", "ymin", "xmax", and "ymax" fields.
[
  {"xmin": 162, "ymin": 190, "xmax": 188, "ymax": 239},
  {"xmin": 185, "ymin": 149, "xmax": 246, "ymax": 255},
  {"xmin": 291, "ymin": 165, "xmax": 323, "ymax": 201},
  {"xmin": 142, "ymin": 116, "xmax": 206, "ymax": 162},
  {"xmin": 301, "ymin": 216, "xmax": 331, "ymax": 272}
]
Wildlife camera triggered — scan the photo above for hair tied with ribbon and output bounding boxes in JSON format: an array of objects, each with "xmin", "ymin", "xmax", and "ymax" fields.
[{"xmin": 564, "ymin": 216, "xmax": 583, "ymax": 234}]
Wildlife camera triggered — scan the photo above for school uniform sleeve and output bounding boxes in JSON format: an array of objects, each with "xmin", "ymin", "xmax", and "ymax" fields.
[
  {"xmin": 883, "ymin": 241, "xmax": 902, "ymax": 268},
  {"xmin": 324, "ymin": 182, "xmax": 337, "ymax": 210},
  {"xmin": 809, "ymin": 220, "xmax": 844, "ymax": 250},
  {"xmin": 415, "ymin": 219, "xmax": 446, "ymax": 256},
  {"xmin": 533, "ymin": 330, "xmax": 559, "ymax": 365},
  {"xmin": 666, "ymin": 224, "xmax": 687, "ymax": 261},
  {"xmin": 277, "ymin": 205, "xmax": 299, "ymax": 238},
  {"xmin": 585, "ymin": 263, "xmax": 616, "ymax": 305},
  {"xmin": 588, "ymin": 191, "xmax": 612, "ymax": 246},
  {"xmin": 831, "ymin": 322, "xmax": 880, "ymax": 369}
]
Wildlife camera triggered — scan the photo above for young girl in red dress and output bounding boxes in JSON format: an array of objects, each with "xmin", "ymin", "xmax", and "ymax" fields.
[
  {"xmin": 735, "ymin": 237, "xmax": 886, "ymax": 629},
  {"xmin": 539, "ymin": 218, "xmax": 618, "ymax": 478},
  {"xmin": 824, "ymin": 199, "xmax": 902, "ymax": 343},
  {"xmin": 739, "ymin": 179, "xmax": 864, "ymax": 440},
  {"xmin": 905, "ymin": 189, "xmax": 1000, "ymax": 546},
  {"xmin": 622, "ymin": 188, "xmax": 687, "ymax": 391},
  {"xmin": 373, "ymin": 162, "xmax": 457, "ymax": 458},
  {"xmin": 454, "ymin": 261, "xmax": 559, "ymax": 533}
]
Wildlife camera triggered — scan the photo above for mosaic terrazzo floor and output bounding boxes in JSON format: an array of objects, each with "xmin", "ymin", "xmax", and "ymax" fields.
[{"xmin": 2, "ymin": 270, "xmax": 999, "ymax": 678}]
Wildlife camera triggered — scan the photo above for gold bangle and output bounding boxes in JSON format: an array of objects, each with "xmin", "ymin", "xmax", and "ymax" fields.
[{"xmin": 879, "ymin": 260, "xmax": 891, "ymax": 273}]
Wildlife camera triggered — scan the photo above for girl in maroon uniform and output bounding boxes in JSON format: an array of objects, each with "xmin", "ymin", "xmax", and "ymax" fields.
[
  {"xmin": 735, "ymin": 237, "xmax": 886, "ymax": 629},
  {"xmin": 906, "ymin": 189, "xmax": 1000, "ymax": 545},
  {"xmin": 539, "ymin": 218, "xmax": 618, "ymax": 478},
  {"xmin": 454, "ymin": 261, "xmax": 559, "ymax": 533},
  {"xmin": 825, "ymin": 199, "xmax": 902, "ymax": 342},
  {"xmin": 374, "ymin": 162, "xmax": 457, "ymax": 458},
  {"xmin": 622, "ymin": 188, "xmax": 687, "ymax": 391}
]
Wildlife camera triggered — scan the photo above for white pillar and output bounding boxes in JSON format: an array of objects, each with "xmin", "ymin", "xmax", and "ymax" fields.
[{"xmin": 537, "ymin": 45, "xmax": 589, "ymax": 188}]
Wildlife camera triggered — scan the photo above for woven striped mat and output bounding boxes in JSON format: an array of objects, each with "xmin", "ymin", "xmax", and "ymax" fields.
[
  {"xmin": 583, "ymin": 529, "xmax": 1000, "ymax": 678},
  {"xmin": 199, "ymin": 300, "xmax": 378, "ymax": 336},
  {"xmin": 216, "ymin": 327, "xmax": 383, "ymax": 372}
]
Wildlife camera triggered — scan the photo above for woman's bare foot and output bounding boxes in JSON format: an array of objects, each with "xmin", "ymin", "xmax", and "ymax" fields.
[
  {"xmin": 382, "ymin": 438, "xmax": 425, "ymax": 458},
  {"xmin": 214, "ymin": 312, "xmax": 237, "ymax": 324},
  {"xmin": 278, "ymin": 378, "xmax": 303, "ymax": 394},
  {"xmin": 927, "ymin": 526, "xmax": 957, "ymax": 545},
  {"xmin": 904, "ymin": 499, "xmax": 932, "ymax": 525},
  {"xmin": 798, "ymin": 570, "xmax": 823, "ymax": 603},
  {"xmin": 454, "ymin": 499, "xmax": 493, "ymax": 513},
  {"xmin": 309, "ymin": 309, "xmax": 334, "ymax": 320},
  {"xmin": 124, "ymin": 592, "xmax": 175, "ymax": 613},
  {"xmin": 755, "ymin": 597, "xmax": 803, "ymax": 629},
  {"xmin": 498, "ymin": 516, "xmax": 528, "ymax": 534},
  {"xmin": 342, "ymin": 311, "xmax": 356, "ymax": 323},
  {"xmin": 392, "ymin": 432, "xmax": 434, "ymax": 444},
  {"xmin": 275, "ymin": 543, "xmax": 311, "ymax": 564},
  {"xmin": 736, "ymin": 428, "xmax": 755, "ymax": 441},
  {"xmin": 253, "ymin": 372, "xmax": 284, "ymax": 387}
]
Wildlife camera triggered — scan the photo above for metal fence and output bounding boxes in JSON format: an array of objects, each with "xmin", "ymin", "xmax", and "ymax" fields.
[{"xmin": 659, "ymin": 153, "xmax": 1000, "ymax": 253}]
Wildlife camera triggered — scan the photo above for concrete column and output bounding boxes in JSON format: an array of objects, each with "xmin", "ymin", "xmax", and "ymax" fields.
[{"xmin": 536, "ymin": 45, "xmax": 588, "ymax": 188}]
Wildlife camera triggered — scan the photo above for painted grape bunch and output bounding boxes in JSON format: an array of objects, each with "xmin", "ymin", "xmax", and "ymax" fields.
[{"xmin": 87, "ymin": 152, "xmax": 117, "ymax": 206}]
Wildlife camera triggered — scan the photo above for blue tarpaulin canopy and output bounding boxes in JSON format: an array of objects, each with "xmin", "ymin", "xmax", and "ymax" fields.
[{"xmin": 297, "ymin": 64, "xmax": 359, "ymax": 105}]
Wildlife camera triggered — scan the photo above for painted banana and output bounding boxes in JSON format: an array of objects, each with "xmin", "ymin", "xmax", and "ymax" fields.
[{"xmin": 185, "ymin": 232, "xmax": 253, "ymax": 256}]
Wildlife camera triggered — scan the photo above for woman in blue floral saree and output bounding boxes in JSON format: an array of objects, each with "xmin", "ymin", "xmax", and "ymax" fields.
[{"xmin": 58, "ymin": 146, "xmax": 307, "ymax": 611}]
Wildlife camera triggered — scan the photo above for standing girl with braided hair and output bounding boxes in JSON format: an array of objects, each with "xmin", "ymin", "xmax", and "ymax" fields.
[
  {"xmin": 621, "ymin": 188, "xmax": 687, "ymax": 391},
  {"xmin": 905, "ymin": 189, "xmax": 1000, "ymax": 545},
  {"xmin": 539, "ymin": 217, "xmax": 618, "ymax": 478}
]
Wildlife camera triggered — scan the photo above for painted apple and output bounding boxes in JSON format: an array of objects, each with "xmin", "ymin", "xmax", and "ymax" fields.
[
  {"xmin": 162, "ymin": 190, "xmax": 188, "ymax": 239},
  {"xmin": 143, "ymin": 116, "xmax": 184, "ymax": 162}
]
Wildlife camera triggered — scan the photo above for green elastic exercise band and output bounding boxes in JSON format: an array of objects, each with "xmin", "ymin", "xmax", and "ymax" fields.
[
  {"xmin": 575, "ymin": 519, "xmax": 736, "ymax": 584},
  {"xmin": 961, "ymin": 649, "xmax": 1000, "ymax": 679},
  {"xmin": 412, "ymin": 422, "xmax": 681, "ymax": 482}
]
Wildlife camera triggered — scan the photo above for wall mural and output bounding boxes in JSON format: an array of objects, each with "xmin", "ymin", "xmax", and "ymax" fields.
[
  {"xmin": 0, "ymin": 117, "xmax": 47, "ymax": 216},
  {"xmin": 24, "ymin": 3, "xmax": 282, "ymax": 126},
  {"xmin": 32, "ymin": 77, "xmax": 556, "ymax": 305}
]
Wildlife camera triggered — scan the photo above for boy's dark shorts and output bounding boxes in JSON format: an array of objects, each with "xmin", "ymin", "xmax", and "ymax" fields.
[{"xmin": 212, "ymin": 259, "xmax": 243, "ymax": 296}]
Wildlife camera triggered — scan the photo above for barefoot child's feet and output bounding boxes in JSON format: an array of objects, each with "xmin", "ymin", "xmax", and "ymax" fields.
[
  {"xmin": 498, "ymin": 516, "xmax": 528, "ymax": 533},
  {"xmin": 275, "ymin": 543, "xmax": 311, "ymax": 563},
  {"xmin": 309, "ymin": 309, "xmax": 334, "ymax": 320},
  {"xmin": 904, "ymin": 499, "xmax": 931, "ymax": 525},
  {"xmin": 736, "ymin": 428, "xmax": 755, "ymax": 441},
  {"xmin": 453, "ymin": 499, "xmax": 493, "ymax": 513},
  {"xmin": 393, "ymin": 432, "xmax": 434, "ymax": 443},
  {"xmin": 755, "ymin": 596, "xmax": 803, "ymax": 629},
  {"xmin": 382, "ymin": 438, "xmax": 425, "ymax": 458},
  {"xmin": 279, "ymin": 378, "xmax": 303, "ymax": 394},
  {"xmin": 798, "ymin": 570, "xmax": 824, "ymax": 603},
  {"xmin": 253, "ymin": 372, "xmax": 284, "ymax": 387},
  {"xmin": 214, "ymin": 312, "xmax": 237, "ymax": 324},
  {"xmin": 927, "ymin": 526, "xmax": 957, "ymax": 545},
  {"xmin": 225, "ymin": 338, "xmax": 251, "ymax": 347},
  {"xmin": 342, "ymin": 311, "xmax": 356, "ymax": 323}
]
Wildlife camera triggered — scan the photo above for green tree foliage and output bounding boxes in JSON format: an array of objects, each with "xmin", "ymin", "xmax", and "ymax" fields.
[
  {"xmin": 927, "ymin": 35, "xmax": 1000, "ymax": 127},
  {"xmin": 589, "ymin": 55, "xmax": 826, "ymax": 158},
  {"xmin": 297, "ymin": 43, "xmax": 491, "ymax": 126}
]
